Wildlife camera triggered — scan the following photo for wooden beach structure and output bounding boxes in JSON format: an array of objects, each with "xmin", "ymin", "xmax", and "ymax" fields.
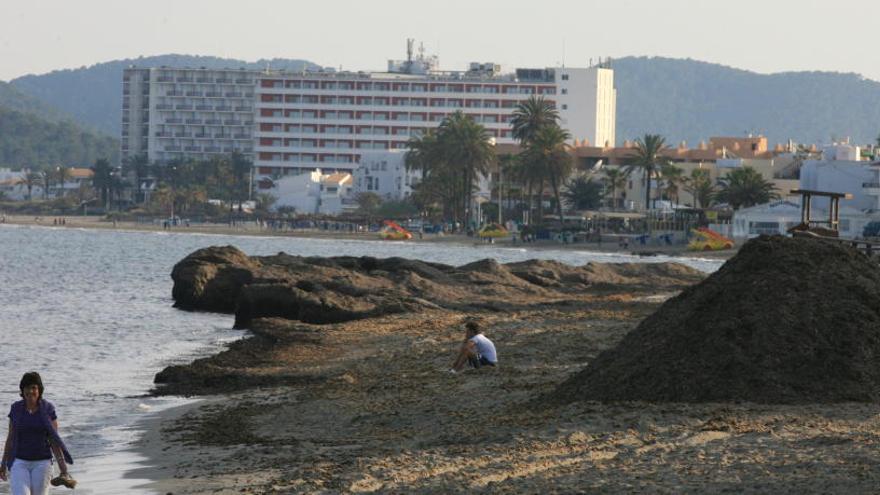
[{"xmin": 788, "ymin": 189, "xmax": 880, "ymax": 258}]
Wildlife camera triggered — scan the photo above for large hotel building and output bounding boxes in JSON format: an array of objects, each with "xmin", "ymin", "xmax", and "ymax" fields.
[{"xmin": 122, "ymin": 49, "xmax": 616, "ymax": 180}]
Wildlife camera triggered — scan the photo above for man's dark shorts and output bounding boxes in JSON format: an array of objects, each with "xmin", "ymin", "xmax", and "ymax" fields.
[{"xmin": 468, "ymin": 355, "xmax": 496, "ymax": 369}]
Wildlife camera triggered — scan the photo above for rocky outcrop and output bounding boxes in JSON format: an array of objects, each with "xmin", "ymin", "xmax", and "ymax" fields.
[
  {"xmin": 171, "ymin": 246, "xmax": 707, "ymax": 327},
  {"xmin": 171, "ymin": 246, "xmax": 260, "ymax": 312}
]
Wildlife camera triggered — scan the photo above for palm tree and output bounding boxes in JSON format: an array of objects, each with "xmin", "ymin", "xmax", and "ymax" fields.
[
  {"xmin": 511, "ymin": 96, "xmax": 559, "ymax": 144},
  {"xmin": 230, "ymin": 151, "xmax": 252, "ymax": 211},
  {"xmin": 123, "ymin": 153, "xmax": 151, "ymax": 205},
  {"xmin": 39, "ymin": 170, "xmax": 53, "ymax": 199},
  {"xmin": 684, "ymin": 169, "xmax": 716, "ymax": 209},
  {"xmin": 438, "ymin": 112, "xmax": 496, "ymax": 229},
  {"xmin": 54, "ymin": 166, "xmax": 72, "ymax": 198},
  {"xmin": 406, "ymin": 130, "xmax": 457, "ymax": 222},
  {"xmin": 511, "ymin": 96, "xmax": 562, "ymax": 224},
  {"xmin": 16, "ymin": 172, "xmax": 41, "ymax": 201},
  {"xmin": 563, "ymin": 174, "xmax": 604, "ymax": 210},
  {"xmin": 256, "ymin": 193, "xmax": 277, "ymax": 214},
  {"xmin": 659, "ymin": 163, "xmax": 685, "ymax": 206},
  {"xmin": 715, "ymin": 167, "xmax": 779, "ymax": 210},
  {"xmin": 523, "ymin": 124, "xmax": 573, "ymax": 222},
  {"xmin": 602, "ymin": 168, "xmax": 628, "ymax": 210},
  {"xmin": 92, "ymin": 158, "xmax": 113, "ymax": 208},
  {"xmin": 625, "ymin": 134, "xmax": 672, "ymax": 211}
]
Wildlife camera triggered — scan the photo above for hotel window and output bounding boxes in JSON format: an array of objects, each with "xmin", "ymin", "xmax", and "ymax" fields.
[
  {"xmin": 561, "ymin": 89, "xmax": 568, "ymax": 95},
  {"xmin": 561, "ymin": 74, "xmax": 569, "ymax": 81}
]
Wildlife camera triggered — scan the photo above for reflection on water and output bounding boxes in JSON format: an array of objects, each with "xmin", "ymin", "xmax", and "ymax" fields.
[{"xmin": 0, "ymin": 224, "xmax": 723, "ymax": 493}]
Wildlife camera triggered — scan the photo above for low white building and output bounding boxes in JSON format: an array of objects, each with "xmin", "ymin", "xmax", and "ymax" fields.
[
  {"xmin": 800, "ymin": 159, "xmax": 879, "ymax": 212},
  {"xmin": 262, "ymin": 169, "xmax": 353, "ymax": 215},
  {"xmin": 354, "ymin": 151, "xmax": 421, "ymax": 201},
  {"xmin": 732, "ymin": 200, "xmax": 872, "ymax": 239}
]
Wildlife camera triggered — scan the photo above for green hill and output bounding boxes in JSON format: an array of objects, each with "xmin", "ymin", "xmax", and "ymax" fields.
[
  {"xmin": 613, "ymin": 56, "xmax": 880, "ymax": 146},
  {"xmin": 6, "ymin": 54, "xmax": 880, "ymax": 146},
  {"xmin": 9, "ymin": 54, "xmax": 319, "ymax": 136},
  {"xmin": 0, "ymin": 106, "xmax": 118, "ymax": 169},
  {"xmin": 0, "ymin": 81, "xmax": 72, "ymax": 124}
]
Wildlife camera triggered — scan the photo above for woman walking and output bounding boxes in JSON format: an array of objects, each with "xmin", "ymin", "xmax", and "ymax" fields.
[{"xmin": 0, "ymin": 372, "xmax": 76, "ymax": 493}]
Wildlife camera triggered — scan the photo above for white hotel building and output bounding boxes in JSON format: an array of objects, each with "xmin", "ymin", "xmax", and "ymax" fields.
[{"xmin": 122, "ymin": 51, "xmax": 616, "ymax": 182}]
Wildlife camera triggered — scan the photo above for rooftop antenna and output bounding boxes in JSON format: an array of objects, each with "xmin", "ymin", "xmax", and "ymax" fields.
[
  {"xmin": 562, "ymin": 37, "xmax": 566, "ymax": 68},
  {"xmin": 406, "ymin": 38, "xmax": 414, "ymax": 63}
]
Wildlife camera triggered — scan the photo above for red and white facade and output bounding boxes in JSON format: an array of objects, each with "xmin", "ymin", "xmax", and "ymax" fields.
[
  {"xmin": 121, "ymin": 60, "xmax": 616, "ymax": 182},
  {"xmin": 253, "ymin": 65, "xmax": 615, "ymax": 179}
]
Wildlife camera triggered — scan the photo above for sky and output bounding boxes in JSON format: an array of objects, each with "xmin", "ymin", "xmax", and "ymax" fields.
[{"xmin": 2, "ymin": 0, "xmax": 879, "ymax": 82}]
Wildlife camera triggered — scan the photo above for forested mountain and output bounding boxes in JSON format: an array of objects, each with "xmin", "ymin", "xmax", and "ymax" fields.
[
  {"xmin": 0, "ymin": 81, "xmax": 72, "ymax": 124},
  {"xmin": 613, "ymin": 56, "xmax": 880, "ymax": 146},
  {"xmin": 9, "ymin": 54, "xmax": 319, "ymax": 136},
  {"xmin": 4, "ymin": 54, "xmax": 880, "ymax": 147},
  {"xmin": 0, "ymin": 107, "xmax": 119, "ymax": 169}
]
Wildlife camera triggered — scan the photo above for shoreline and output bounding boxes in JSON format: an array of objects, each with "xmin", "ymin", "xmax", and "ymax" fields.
[{"xmin": 0, "ymin": 214, "xmax": 737, "ymax": 261}]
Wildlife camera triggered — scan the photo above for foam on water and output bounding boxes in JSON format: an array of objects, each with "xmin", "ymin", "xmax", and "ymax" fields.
[{"xmin": 0, "ymin": 224, "xmax": 723, "ymax": 493}]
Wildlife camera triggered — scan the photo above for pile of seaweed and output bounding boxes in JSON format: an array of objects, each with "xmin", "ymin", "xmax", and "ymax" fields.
[{"xmin": 553, "ymin": 235, "xmax": 880, "ymax": 404}]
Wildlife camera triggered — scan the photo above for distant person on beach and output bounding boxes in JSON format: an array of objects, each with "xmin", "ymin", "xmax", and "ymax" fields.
[
  {"xmin": 449, "ymin": 321, "xmax": 498, "ymax": 373},
  {"xmin": 0, "ymin": 372, "xmax": 76, "ymax": 492}
]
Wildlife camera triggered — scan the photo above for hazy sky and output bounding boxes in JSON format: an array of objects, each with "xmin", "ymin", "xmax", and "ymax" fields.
[{"xmin": 2, "ymin": 0, "xmax": 879, "ymax": 82}]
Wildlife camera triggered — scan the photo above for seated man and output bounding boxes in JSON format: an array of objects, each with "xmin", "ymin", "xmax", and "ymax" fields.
[{"xmin": 450, "ymin": 321, "xmax": 498, "ymax": 372}]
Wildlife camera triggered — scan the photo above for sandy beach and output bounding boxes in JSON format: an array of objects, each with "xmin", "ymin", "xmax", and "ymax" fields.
[
  {"xmin": 119, "ymin": 240, "xmax": 880, "ymax": 495},
  {"xmin": 0, "ymin": 214, "xmax": 736, "ymax": 260},
  {"xmin": 131, "ymin": 307, "xmax": 880, "ymax": 494}
]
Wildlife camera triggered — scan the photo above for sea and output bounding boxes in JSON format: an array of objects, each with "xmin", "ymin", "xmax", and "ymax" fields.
[{"xmin": 0, "ymin": 223, "xmax": 723, "ymax": 494}]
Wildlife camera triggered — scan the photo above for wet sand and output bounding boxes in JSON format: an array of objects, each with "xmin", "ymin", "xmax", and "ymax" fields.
[{"xmin": 130, "ymin": 283, "xmax": 880, "ymax": 493}]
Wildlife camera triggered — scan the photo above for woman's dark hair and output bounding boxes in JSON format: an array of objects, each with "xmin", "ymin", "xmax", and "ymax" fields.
[
  {"xmin": 19, "ymin": 372, "xmax": 44, "ymax": 399},
  {"xmin": 465, "ymin": 321, "xmax": 481, "ymax": 334}
]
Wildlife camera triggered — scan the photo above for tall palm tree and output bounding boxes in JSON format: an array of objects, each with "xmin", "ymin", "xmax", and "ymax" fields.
[
  {"xmin": 39, "ymin": 170, "xmax": 53, "ymax": 199},
  {"xmin": 684, "ymin": 169, "xmax": 715, "ymax": 209},
  {"xmin": 92, "ymin": 158, "xmax": 113, "ymax": 208},
  {"xmin": 511, "ymin": 96, "xmax": 561, "ymax": 224},
  {"xmin": 625, "ymin": 134, "xmax": 672, "ymax": 211},
  {"xmin": 54, "ymin": 166, "xmax": 72, "ymax": 198},
  {"xmin": 602, "ymin": 167, "xmax": 629, "ymax": 210},
  {"xmin": 659, "ymin": 163, "xmax": 685, "ymax": 206},
  {"xmin": 124, "ymin": 153, "xmax": 151, "ymax": 205},
  {"xmin": 511, "ymin": 96, "xmax": 559, "ymax": 144},
  {"xmin": 405, "ymin": 130, "xmax": 456, "ymax": 221},
  {"xmin": 437, "ymin": 111, "xmax": 496, "ymax": 229},
  {"xmin": 523, "ymin": 124, "xmax": 572, "ymax": 222},
  {"xmin": 716, "ymin": 167, "xmax": 779, "ymax": 210},
  {"xmin": 16, "ymin": 172, "xmax": 41, "ymax": 201}
]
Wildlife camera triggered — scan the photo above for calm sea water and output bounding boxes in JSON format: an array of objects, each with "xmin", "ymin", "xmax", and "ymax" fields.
[{"xmin": 0, "ymin": 224, "xmax": 722, "ymax": 493}]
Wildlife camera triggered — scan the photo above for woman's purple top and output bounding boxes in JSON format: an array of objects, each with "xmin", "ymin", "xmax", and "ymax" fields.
[
  {"xmin": 5, "ymin": 400, "xmax": 73, "ymax": 468},
  {"xmin": 9, "ymin": 404, "xmax": 55, "ymax": 460}
]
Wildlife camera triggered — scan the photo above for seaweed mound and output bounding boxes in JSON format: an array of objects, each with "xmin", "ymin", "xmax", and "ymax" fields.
[
  {"xmin": 553, "ymin": 235, "xmax": 880, "ymax": 404},
  {"xmin": 170, "ymin": 247, "xmax": 706, "ymax": 327}
]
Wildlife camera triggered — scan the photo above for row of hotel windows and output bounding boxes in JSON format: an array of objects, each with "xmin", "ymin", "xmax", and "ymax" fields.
[
  {"xmin": 260, "ymin": 79, "xmax": 556, "ymax": 95},
  {"xmin": 260, "ymin": 139, "xmax": 419, "ymax": 149},
  {"xmin": 155, "ymin": 102, "xmax": 253, "ymax": 112},
  {"xmin": 258, "ymin": 153, "xmax": 359, "ymax": 163},
  {"xmin": 259, "ymin": 94, "xmax": 537, "ymax": 108},
  {"xmin": 258, "ymin": 111, "xmax": 515, "ymax": 123},
  {"xmin": 160, "ymin": 89, "xmax": 254, "ymax": 98},
  {"xmin": 156, "ymin": 74, "xmax": 254, "ymax": 84},
  {"xmin": 159, "ymin": 115, "xmax": 254, "ymax": 126},
  {"xmin": 257, "ymin": 125, "xmax": 514, "ymax": 138}
]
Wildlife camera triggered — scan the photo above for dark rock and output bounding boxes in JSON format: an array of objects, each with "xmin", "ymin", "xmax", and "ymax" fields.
[{"xmin": 171, "ymin": 246, "xmax": 258, "ymax": 312}]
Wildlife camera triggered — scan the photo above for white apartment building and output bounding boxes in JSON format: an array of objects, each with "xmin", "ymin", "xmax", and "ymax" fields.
[
  {"xmin": 253, "ymin": 58, "xmax": 615, "ymax": 179},
  {"xmin": 121, "ymin": 67, "xmax": 257, "ymax": 164},
  {"xmin": 121, "ymin": 49, "xmax": 617, "ymax": 190}
]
